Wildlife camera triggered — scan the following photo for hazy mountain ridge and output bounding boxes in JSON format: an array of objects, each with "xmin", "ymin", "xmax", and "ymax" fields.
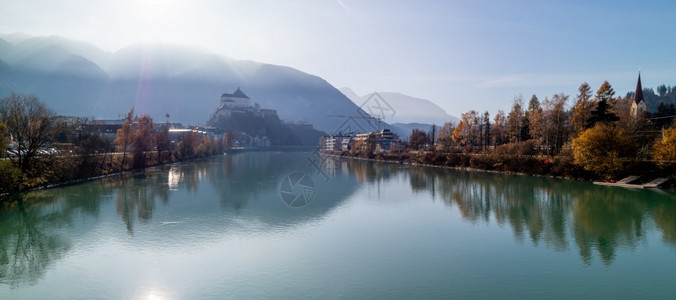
[
  {"xmin": 0, "ymin": 34, "xmax": 378, "ymax": 132},
  {"xmin": 391, "ymin": 123, "xmax": 436, "ymax": 137},
  {"xmin": 339, "ymin": 87, "xmax": 459, "ymax": 126}
]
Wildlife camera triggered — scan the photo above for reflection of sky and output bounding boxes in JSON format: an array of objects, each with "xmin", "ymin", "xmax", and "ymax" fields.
[{"xmin": 2, "ymin": 154, "xmax": 676, "ymax": 298}]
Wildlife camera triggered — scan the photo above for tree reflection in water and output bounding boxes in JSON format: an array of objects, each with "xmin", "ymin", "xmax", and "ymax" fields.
[
  {"xmin": 1, "ymin": 154, "xmax": 675, "ymax": 288},
  {"xmin": 0, "ymin": 182, "xmax": 114, "ymax": 287},
  {"xmin": 343, "ymin": 158, "xmax": 676, "ymax": 265}
]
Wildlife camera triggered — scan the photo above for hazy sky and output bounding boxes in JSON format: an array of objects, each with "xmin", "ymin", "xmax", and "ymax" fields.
[{"xmin": 1, "ymin": 0, "xmax": 675, "ymax": 117}]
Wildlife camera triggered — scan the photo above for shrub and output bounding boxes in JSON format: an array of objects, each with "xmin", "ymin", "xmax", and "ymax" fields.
[{"xmin": 572, "ymin": 123, "xmax": 636, "ymax": 179}]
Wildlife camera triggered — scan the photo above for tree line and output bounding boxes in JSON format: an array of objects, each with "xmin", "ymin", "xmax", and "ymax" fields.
[
  {"xmin": 0, "ymin": 93, "xmax": 230, "ymax": 198},
  {"xmin": 405, "ymin": 81, "xmax": 676, "ymax": 179}
]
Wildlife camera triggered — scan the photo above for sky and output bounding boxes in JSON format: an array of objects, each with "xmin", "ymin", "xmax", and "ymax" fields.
[{"xmin": 1, "ymin": 0, "xmax": 676, "ymax": 118}]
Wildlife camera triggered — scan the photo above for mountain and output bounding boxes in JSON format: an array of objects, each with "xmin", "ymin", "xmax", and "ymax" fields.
[
  {"xmin": 339, "ymin": 87, "xmax": 459, "ymax": 126},
  {"xmin": 390, "ymin": 122, "xmax": 435, "ymax": 137},
  {"xmin": 0, "ymin": 34, "xmax": 378, "ymax": 133}
]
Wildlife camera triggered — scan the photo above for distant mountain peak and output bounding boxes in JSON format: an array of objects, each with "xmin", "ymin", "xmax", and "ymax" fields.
[
  {"xmin": 340, "ymin": 88, "xmax": 458, "ymax": 126},
  {"xmin": 0, "ymin": 34, "xmax": 380, "ymax": 133}
]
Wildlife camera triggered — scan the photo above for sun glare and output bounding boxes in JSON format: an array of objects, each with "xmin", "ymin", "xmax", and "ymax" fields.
[
  {"xmin": 134, "ymin": 0, "xmax": 181, "ymax": 22},
  {"xmin": 128, "ymin": 0, "xmax": 185, "ymax": 43}
]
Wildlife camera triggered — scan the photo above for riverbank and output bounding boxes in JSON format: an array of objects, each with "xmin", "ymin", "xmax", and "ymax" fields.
[
  {"xmin": 1, "ymin": 145, "xmax": 320, "ymax": 207},
  {"xmin": 0, "ymin": 151, "xmax": 222, "ymax": 208},
  {"xmin": 323, "ymin": 150, "xmax": 676, "ymax": 186}
]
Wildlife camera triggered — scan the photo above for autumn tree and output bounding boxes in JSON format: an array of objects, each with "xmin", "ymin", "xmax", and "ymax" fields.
[
  {"xmin": 527, "ymin": 95, "xmax": 544, "ymax": 145},
  {"xmin": 0, "ymin": 93, "xmax": 55, "ymax": 174},
  {"xmin": 653, "ymin": 128, "xmax": 676, "ymax": 165},
  {"xmin": 540, "ymin": 93, "xmax": 569, "ymax": 155},
  {"xmin": 572, "ymin": 123, "xmax": 636, "ymax": 178},
  {"xmin": 570, "ymin": 82, "xmax": 595, "ymax": 137},
  {"xmin": 436, "ymin": 122, "xmax": 456, "ymax": 151},
  {"xmin": 452, "ymin": 110, "xmax": 480, "ymax": 152},
  {"xmin": 596, "ymin": 80, "xmax": 616, "ymax": 105},
  {"xmin": 523, "ymin": 94, "xmax": 540, "ymax": 141},
  {"xmin": 156, "ymin": 125, "xmax": 171, "ymax": 163},
  {"xmin": 114, "ymin": 108, "xmax": 135, "ymax": 168},
  {"xmin": 507, "ymin": 96, "xmax": 525, "ymax": 142},
  {"xmin": 491, "ymin": 110, "xmax": 508, "ymax": 146},
  {"xmin": 179, "ymin": 130, "xmax": 198, "ymax": 158},
  {"xmin": 133, "ymin": 114, "xmax": 155, "ymax": 168},
  {"xmin": 409, "ymin": 129, "xmax": 430, "ymax": 150}
]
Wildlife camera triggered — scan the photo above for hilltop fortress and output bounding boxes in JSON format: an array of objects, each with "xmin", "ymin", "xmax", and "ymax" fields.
[{"xmin": 207, "ymin": 88, "xmax": 324, "ymax": 146}]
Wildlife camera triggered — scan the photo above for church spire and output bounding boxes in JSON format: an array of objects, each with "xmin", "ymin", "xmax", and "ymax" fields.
[{"xmin": 634, "ymin": 71, "xmax": 644, "ymax": 104}]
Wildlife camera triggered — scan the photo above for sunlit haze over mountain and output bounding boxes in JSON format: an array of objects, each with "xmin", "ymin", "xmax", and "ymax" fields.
[{"xmin": 1, "ymin": 0, "xmax": 675, "ymax": 117}]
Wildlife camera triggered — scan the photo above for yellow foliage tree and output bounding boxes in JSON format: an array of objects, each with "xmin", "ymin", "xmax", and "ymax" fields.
[
  {"xmin": 653, "ymin": 128, "xmax": 676, "ymax": 165},
  {"xmin": 572, "ymin": 123, "xmax": 636, "ymax": 178}
]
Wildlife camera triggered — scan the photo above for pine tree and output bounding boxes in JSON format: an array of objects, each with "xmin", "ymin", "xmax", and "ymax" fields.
[{"xmin": 571, "ymin": 82, "xmax": 595, "ymax": 136}]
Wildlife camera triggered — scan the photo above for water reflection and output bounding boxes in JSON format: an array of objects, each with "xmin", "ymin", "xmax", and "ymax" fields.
[
  {"xmin": 1, "ymin": 153, "xmax": 675, "ymax": 288},
  {"xmin": 115, "ymin": 172, "xmax": 170, "ymax": 235},
  {"xmin": 0, "ymin": 187, "xmax": 106, "ymax": 287},
  {"xmin": 342, "ymin": 158, "xmax": 676, "ymax": 264}
]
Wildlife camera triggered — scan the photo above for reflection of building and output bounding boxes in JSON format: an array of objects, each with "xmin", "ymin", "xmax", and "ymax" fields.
[{"xmin": 631, "ymin": 72, "xmax": 648, "ymax": 117}]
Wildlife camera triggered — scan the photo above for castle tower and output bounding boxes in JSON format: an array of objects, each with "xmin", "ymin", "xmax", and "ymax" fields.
[{"xmin": 220, "ymin": 87, "xmax": 251, "ymax": 109}]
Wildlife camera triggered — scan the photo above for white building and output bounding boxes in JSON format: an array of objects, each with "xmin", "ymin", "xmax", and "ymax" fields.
[
  {"xmin": 323, "ymin": 136, "xmax": 339, "ymax": 151},
  {"xmin": 220, "ymin": 87, "xmax": 251, "ymax": 109}
]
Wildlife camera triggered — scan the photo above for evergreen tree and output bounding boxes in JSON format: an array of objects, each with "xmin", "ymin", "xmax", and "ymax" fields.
[
  {"xmin": 482, "ymin": 111, "xmax": 491, "ymax": 150},
  {"xmin": 571, "ymin": 82, "xmax": 595, "ymax": 136},
  {"xmin": 596, "ymin": 81, "xmax": 616, "ymax": 106},
  {"xmin": 587, "ymin": 82, "xmax": 619, "ymax": 127}
]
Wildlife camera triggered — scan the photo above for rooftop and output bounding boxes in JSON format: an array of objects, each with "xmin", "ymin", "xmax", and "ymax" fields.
[{"xmin": 221, "ymin": 87, "xmax": 249, "ymax": 99}]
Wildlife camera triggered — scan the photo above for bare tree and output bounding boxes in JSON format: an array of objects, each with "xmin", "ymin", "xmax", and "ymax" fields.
[
  {"xmin": 0, "ymin": 94, "xmax": 55, "ymax": 173},
  {"xmin": 114, "ymin": 108, "xmax": 135, "ymax": 169},
  {"xmin": 436, "ymin": 122, "xmax": 456, "ymax": 151},
  {"xmin": 133, "ymin": 114, "xmax": 155, "ymax": 168},
  {"xmin": 156, "ymin": 125, "xmax": 171, "ymax": 163},
  {"xmin": 428, "ymin": 124, "xmax": 437, "ymax": 148},
  {"xmin": 541, "ymin": 93, "xmax": 569, "ymax": 155},
  {"xmin": 409, "ymin": 129, "xmax": 430, "ymax": 150}
]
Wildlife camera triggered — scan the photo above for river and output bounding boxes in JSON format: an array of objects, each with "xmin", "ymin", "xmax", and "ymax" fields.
[{"xmin": 1, "ymin": 152, "xmax": 675, "ymax": 299}]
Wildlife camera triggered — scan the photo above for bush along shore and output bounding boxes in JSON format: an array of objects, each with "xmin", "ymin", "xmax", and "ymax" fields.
[
  {"xmin": 324, "ymin": 146, "xmax": 676, "ymax": 187},
  {"xmin": 0, "ymin": 148, "xmax": 225, "ymax": 208},
  {"xmin": 0, "ymin": 95, "xmax": 234, "ymax": 208}
]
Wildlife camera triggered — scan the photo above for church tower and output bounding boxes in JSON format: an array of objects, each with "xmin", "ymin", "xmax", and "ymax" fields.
[{"xmin": 631, "ymin": 72, "xmax": 648, "ymax": 117}]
